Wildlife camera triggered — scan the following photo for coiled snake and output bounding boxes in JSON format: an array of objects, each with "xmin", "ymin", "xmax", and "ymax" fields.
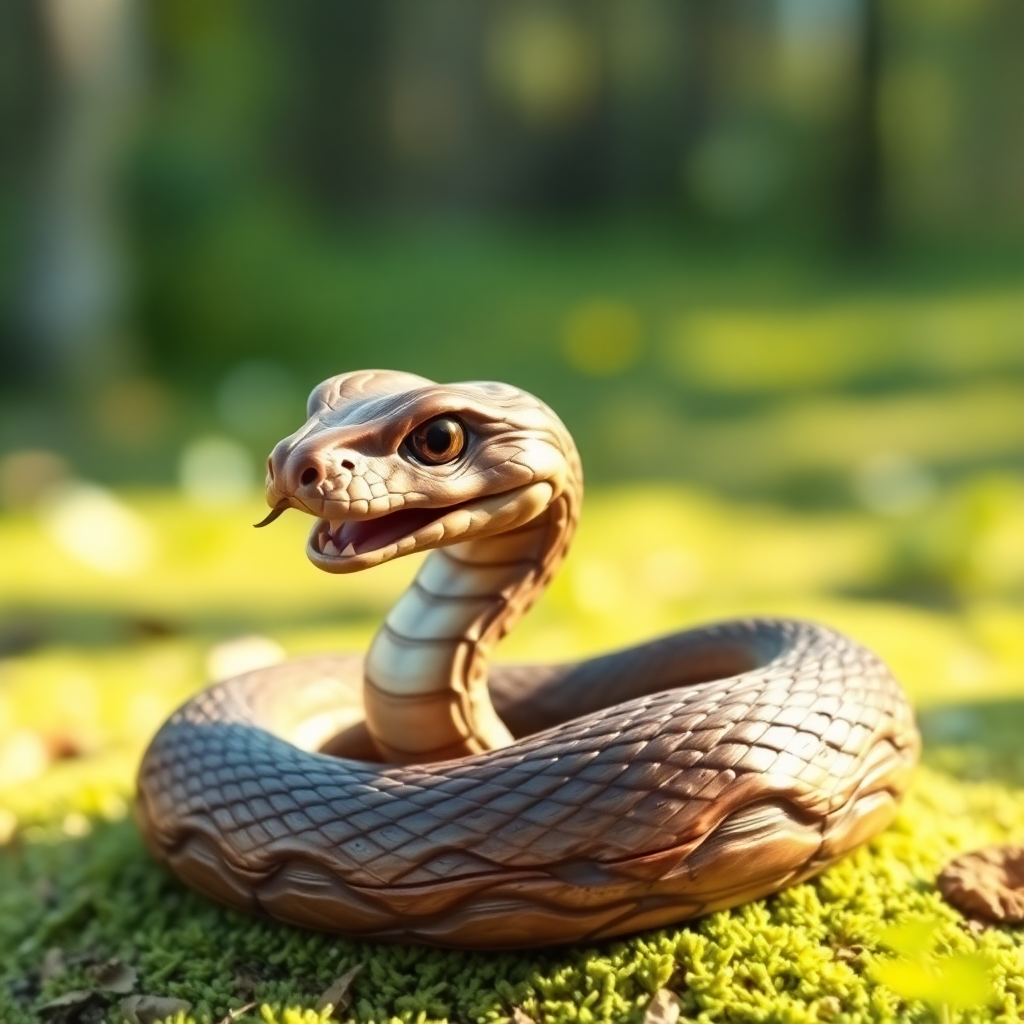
[{"xmin": 136, "ymin": 370, "xmax": 920, "ymax": 948}]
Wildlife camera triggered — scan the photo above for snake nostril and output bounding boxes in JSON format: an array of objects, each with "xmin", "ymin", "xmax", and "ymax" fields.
[
  {"xmin": 341, "ymin": 459, "xmax": 355, "ymax": 471},
  {"xmin": 300, "ymin": 466, "xmax": 319, "ymax": 487},
  {"xmin": 266, "ymin": 458, "xmax": 275, "ymax": 482}
]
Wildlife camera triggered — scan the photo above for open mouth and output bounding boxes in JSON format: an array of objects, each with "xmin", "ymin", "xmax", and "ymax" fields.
[
  {"xmin": 300, "ymin": 481, "xmax": 545, "ymax": 569},
  {"xmin": 312, "ymin": 503, "xmax": 459, "ymax": 558}
]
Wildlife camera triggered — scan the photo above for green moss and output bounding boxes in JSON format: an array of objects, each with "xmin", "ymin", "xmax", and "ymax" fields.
[
  {"xmin": 2, "ymin": 764, "xmax": 1023, "ymax": 1024},
  {"xmin": 4, "ymin": 486, "xmax": 1024, "ymax": 1023}
]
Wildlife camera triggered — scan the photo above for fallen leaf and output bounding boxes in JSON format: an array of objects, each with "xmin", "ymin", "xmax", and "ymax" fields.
[
  {"xmin": 38, "ymin": 991, "xmax": 96, "ymax": 1012},
  {"xmin": 939, "ymin": 844, "xmax": 1024, "ymax": 923},
  {"xmin": 644, "ymin": 989, "xmax": 681, "ymax": 1024},
  {"xmin": 89, "ymin": 958, "xmax": 137, "ymax": 994},
  {"xmin": 314, "ymin": 964, "xmax": 363, "ymax": 1019},
  {"xmin": 37, "ymin": 990, "xmax": 106, "ymax": 1024},
  {"xmin": 120, "ymin": 994, "xmax": 193, "ymax": 1024}
]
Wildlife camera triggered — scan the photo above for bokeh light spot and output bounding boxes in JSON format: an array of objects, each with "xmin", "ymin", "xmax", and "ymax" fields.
[
  {"xmin": 206, "ymin": 634, "xmax": 285, "ymax": 683},
  {"xmin": 93, "ymin": 375, "xmax": 171, "ymax": 447},
  {"xmin": 0, "ymin": 450, "xmax": 71, "ymax": 510},
  {"xmin": 179, "ymin": 436, "xmax": 255, "ymax": 506},
  {"xmin": 217, "ymin": 360, "xmax": 303, "ymax": 440},
  {"xmin": 563, "ymin": 301, "xmax": 642, "ymax": 376},
  {"xmin": 854, "ymin": 453, "xmax": 937, "ymax": 517},
  {"xmin": 43, "ymin": 482, "xmax": 156, "ymax": 576},
  {"xmin": 488, "ymin": 9, "xmax": 599, "ymax": 127}
]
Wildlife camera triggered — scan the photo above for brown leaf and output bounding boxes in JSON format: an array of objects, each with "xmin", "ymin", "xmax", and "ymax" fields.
[
  {"xmin": 314, "ymin": 964, "xmax": 363, "ymax": 1019},
  {"xmin": 939, "ymin": 844, "xmax": 1024, "ymax": 923},
  {"xmin": 644, "ymin": 989, "xmax": 681, "ymax": 1024},
  {"xmin": 89, "ymin": 958, "xmax": 137, "ymax": 994},
  {"xmin": 120, "ymin": 994, "xmax": 193, "ymax": 1024}
]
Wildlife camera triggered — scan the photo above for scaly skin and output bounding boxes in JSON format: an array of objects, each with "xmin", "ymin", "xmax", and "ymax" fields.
[{"xmin": 136, "ymin": 370, "xmax": 920, "ymax": 948}]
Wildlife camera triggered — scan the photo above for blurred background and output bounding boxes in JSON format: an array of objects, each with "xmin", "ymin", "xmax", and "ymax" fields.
[{"xmin": 2, "ymin": 0, "xmax": 1024, "ymax": 812}]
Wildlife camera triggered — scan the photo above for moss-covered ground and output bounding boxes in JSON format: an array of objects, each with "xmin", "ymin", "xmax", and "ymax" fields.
[{"xmin": 4, "ymin": 477, "xmax": 1024, "ymax": 1024}]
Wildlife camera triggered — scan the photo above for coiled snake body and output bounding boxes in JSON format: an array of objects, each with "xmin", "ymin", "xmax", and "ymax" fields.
[{"xmin": 137, "ymin": 370, "xmax": 920, "ymax": 948}]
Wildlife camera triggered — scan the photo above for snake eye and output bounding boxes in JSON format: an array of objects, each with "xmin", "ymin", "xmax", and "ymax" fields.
[{"xmin": 405, "ymin": 416, "xmax": 466, "ymax": 465}]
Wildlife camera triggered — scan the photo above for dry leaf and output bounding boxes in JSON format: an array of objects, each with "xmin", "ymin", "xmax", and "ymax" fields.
[
  {"xmin": 644, "ymin": 989, "xmax": 681, "ymax": 1024},
  {"xmin": 939, "ymin": 844, "xmax": 1024, "ymax": 923},
  {"xmin": 37, "ymin": 989, "xmax": 105, "ymax": 1024},
  {"xmin": 512, "ymin": 1009, "xmax": 537, "ymax": 1024},
  {"xmin": 89, "ymin": 958, "xmax": 137, "ymax": 994},
  {"xmin": 314, "ymin": 964, "xmax": 363, "ymax": 1019},
  {"xmin": 38, "ymin": 990, "xmax": 96, "ymax": 1012},
  {"xmin": 120, "ymin": 994, "xmax": 193, "ymax": 1024}
]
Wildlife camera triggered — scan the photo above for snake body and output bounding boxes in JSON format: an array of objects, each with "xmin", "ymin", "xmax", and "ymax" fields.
[{"xmin": 136, "ymin": 370, "xmax": 920, "ymax": 948}]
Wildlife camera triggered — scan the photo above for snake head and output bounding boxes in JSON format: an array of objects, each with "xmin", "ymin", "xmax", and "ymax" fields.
[{"xmin": 263, "ymin": 369, "xmax": 579, "ymax": 574}]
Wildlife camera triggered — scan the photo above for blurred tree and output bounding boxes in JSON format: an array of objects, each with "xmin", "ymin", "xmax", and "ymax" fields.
[
  {"xmin": 844, "ymin": 0, "xmax": 884, "ymax": 249},
  {"xmin": 262, "ymin": 2, "xmax": 392, "ymax": 213},
  {"xmin": 18, "ymin": 0, "xmax": 139, "ymax": 387},
  {"xmin": 0, "ymin": 2, "xmax": 49, "ymax": 384},
  {"xmin": 3, "ymin": 0, "xmax": 1024, "ymax": 399}
]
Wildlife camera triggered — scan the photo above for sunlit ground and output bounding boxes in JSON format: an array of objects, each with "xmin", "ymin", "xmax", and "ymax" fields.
[
  {"xmin": 4, "ymin": 243, "xmax": 1024, "ymax": 1021},
  {"xmin": 4, "ymin": 476, "xmax": 1024, "ymax": 1022},
  {"xmin": 3, "ymin": 471, "xmax": 1024, "ymax": 825}
]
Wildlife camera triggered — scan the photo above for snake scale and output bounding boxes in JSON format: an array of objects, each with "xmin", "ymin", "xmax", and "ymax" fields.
[{"xmin": 136, "ymin": 370, "xmax": 920, "ymax": 948}]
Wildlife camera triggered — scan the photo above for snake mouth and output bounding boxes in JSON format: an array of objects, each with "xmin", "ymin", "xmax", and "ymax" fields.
[
  {"xmin": 312, "ymin": 504, "xmax": 458, "ymax": 560},
  {"xmin": 304, "ymin": 482, "xmax": 548, "ymax": 574}
]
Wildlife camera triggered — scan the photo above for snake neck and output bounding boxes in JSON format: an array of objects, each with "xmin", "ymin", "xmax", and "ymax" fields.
[{"xmin": 363, "ymin": 490, "xmax": 578, "ymax": 763}]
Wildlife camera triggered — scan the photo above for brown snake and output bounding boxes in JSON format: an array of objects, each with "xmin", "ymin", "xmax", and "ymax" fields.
[{"xmin": 136, "ymin": 370, "xmax": 920, "ymax": 948}]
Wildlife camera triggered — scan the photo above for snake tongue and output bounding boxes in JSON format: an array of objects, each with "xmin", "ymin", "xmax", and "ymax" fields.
[{"xmin": 331, "ymin": 506, "xmax": 445, "ymax": 555}]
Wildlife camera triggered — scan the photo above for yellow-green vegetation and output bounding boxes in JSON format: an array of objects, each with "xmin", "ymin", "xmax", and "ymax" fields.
[{"xmin": 3, "ymin": 481, "xmax": 1024, "ymax": 1024}]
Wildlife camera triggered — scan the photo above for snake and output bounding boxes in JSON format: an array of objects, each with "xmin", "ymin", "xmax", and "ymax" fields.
[{"xmin": 136, "ymin": 369, "xmax": 921, "ymax": 949}]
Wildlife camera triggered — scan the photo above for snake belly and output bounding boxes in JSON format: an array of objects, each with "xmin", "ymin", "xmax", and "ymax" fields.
[{"xmin": 136, "ymin": 617, "xmax": 919, "ymax": 948}]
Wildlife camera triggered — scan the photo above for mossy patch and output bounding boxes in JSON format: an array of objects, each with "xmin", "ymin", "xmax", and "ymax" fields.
[
  {"xmin": 4, "ymin": 486, "xmax": 1024, "ymax": 1023},
  {"xmin": 2, "ymin": 762, "xmax": 1024, "ymax": 1024}
]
